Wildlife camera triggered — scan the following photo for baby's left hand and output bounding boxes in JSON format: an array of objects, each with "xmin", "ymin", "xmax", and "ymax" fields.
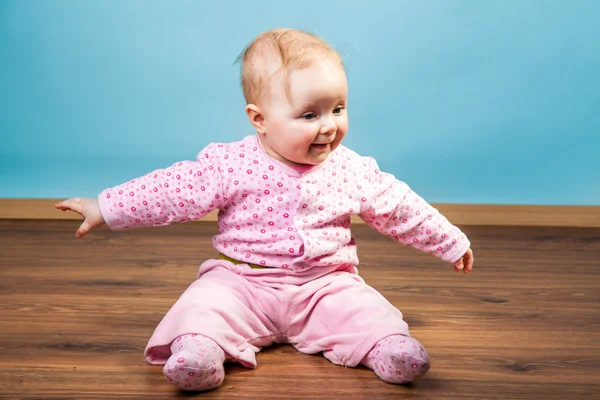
[{"xmin": 454, "ymin": 248, "xmax": 474, "ymax": 274}]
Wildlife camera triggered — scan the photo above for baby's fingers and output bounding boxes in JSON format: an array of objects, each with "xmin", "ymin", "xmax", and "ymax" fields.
[
  {"xmin": 76, "ymin": 219, "xmax": 92, "ymax": 238},
  {"xmin": 55, "ymin": 198, "xmax": 84, "ymax": 215},
  {"xmin": 462, "ymin": 250, "xmax": 474, "ymax": 273},
  {"xmin": 454, "ymin": 259, "xmax": 464, "ymax": 273},
  {"xmin": 464, "ymin": 255, "xmax": 474, "ymax": 273}
]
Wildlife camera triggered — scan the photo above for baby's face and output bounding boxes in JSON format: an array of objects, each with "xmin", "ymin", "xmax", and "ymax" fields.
[{"xmin": 260, "ymin": 60, "xmax": 348, "ymax": 166}]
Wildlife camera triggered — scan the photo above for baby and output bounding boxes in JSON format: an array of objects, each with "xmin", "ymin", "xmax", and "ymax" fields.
[{"xmin": 56, "ymin": 28, "xmax": 474, "ymax": 391}]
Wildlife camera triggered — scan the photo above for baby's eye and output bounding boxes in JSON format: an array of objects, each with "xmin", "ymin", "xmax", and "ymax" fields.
[
  {"xmin": 303, "ymin": 113, "xmax": 317, "ymax": 120},
  {"xmin": 333, "ymin": 107, "xmax": 344, "ymax": 115}
]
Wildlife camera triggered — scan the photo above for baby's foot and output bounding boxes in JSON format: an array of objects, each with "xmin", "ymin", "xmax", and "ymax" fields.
[
  {"xmin": 163, "ymin": 334, "xmax": 226, "ymax": 391},
  {"xmin": 362, "ymin": 335, "xmax": 430, "ymax": 384}
]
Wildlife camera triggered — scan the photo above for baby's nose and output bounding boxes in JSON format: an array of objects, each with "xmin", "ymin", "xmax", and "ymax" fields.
[{"xmin": 320, "ymin": 118, "xmax": 337, "ymax": 134}]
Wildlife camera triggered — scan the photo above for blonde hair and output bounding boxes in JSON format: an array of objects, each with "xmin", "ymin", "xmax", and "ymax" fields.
[{"xmin": 236, "ymin": 28, "xmax": 344, "ymax": 105}]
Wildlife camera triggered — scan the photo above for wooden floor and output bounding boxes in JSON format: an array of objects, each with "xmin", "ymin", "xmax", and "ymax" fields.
[{"xmin": 0, "ymin": 220, "xmax": 598, "ymax": 399}]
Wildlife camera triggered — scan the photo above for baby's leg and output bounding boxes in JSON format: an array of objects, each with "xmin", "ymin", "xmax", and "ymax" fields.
[
  {"xmin": 287, "ymin": 273, "xmax": 430, "ymax": 384},
  {"xmin": 163, "ymin": 334, "xmax": 228, "ymax": 391},
  {"xmin": 361, "ymin": 335, "xmax": 430, "ymax": 384}
]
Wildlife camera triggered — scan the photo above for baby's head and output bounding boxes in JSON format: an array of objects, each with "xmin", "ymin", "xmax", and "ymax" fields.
[{"xmin": 238, "ymin": 29, "xmax": 348, "ymax": 166}]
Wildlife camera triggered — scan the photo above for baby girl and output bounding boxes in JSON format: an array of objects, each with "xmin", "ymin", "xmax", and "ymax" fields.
[{"xmin": 56, "ymin": 28, "xmax": 474, "ymax": 391}]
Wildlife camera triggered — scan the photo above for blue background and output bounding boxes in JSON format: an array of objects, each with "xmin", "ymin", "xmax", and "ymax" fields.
[{"xmin": 1, "ymin": 0, "xmax": 598, "ymax": 205}]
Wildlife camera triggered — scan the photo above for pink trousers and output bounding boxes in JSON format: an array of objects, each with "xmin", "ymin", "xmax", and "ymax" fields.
[{"xmin": 145, "ymin": 259, "xmax": 411, "ymax": 368}]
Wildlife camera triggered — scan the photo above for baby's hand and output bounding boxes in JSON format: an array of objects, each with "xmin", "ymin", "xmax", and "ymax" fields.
[
  {"xmin": 55, "ymin": 198, "xmax": 105, "ymax": 238},
  {"xmin": 454, "ymin": 248, "xmax": 474, "ymax": 274}
]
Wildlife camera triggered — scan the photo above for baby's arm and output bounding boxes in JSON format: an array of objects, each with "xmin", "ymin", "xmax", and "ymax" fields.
[
  {"xmin": 359, "ymin": 158, "xmax": 474, "ymax": 273},
  {"xmin": 56, "ymin": 143, "xmax": 224, "ymax": 236}
]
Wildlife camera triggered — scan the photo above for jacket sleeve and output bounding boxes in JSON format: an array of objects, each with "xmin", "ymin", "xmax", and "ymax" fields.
[
  {"xmin": 97, "ymin": 143, "xmax": 224, "ymax": 230},
  {"xmin": 358, "ymin": 157, "xmax": 470, "ymax": 263}
]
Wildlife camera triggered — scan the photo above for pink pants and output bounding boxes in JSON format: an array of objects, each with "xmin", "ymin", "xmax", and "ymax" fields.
[{"xmin": 145, "ymin": 259, "xmax": 411, "ymax": 368}]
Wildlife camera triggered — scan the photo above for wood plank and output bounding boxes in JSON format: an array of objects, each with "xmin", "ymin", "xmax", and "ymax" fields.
[
  {"xmin": 0, "ymin": 220, "xmax": 598, "ymax": 399},
  {"xmin": 1, "ymin": 199, "xmax": 600, "ymax": 227}
]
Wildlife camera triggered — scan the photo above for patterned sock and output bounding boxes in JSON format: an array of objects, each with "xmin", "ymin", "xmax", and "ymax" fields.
[
  {"xmin": 163, "ymin": 334, "xmax": 227, "ymax": 391},
  {"xmin": 361, "ymin": 335, "xmax": 431, "ymax": 384}
]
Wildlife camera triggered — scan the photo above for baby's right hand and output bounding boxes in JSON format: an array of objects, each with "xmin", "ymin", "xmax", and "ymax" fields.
[{"xmin": 55, "ymin": 198, "xmax": 105, "ymax": 238}]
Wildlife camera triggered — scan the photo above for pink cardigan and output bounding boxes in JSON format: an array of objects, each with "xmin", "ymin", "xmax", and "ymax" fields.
[{"xmin": 98, "ymin": 135, "xmax": 470, "ymax": 275}]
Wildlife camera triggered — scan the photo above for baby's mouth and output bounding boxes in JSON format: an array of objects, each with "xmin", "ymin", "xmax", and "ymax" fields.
[{"xmin": 311, "ymin": 142, "xmax": 331, "ymax": 150}]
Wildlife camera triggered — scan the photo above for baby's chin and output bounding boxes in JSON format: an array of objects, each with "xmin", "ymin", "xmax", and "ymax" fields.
[{"xmin": 281, "ymin": 144, "xmax": 338, "ymax": 167}]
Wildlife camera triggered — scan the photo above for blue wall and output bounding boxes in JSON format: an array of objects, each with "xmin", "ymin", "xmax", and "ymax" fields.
[{"xmin": 1, "ymin": 0, "xmax": 599, "ymax": 205}]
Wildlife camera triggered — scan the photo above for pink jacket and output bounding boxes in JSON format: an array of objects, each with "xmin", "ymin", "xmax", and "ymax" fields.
[{"xmin": 98, "ymin": 135, "xmax": 470, "ymax": 274}]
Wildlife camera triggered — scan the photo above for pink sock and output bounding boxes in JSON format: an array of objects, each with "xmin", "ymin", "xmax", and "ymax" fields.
[
  {"xmin": 361, "ymin": 335, "xmax": 430, "ymax": 384},
  {"xmin": 163, "ymin": 334, "xmax": 227, "ymax": 391}
]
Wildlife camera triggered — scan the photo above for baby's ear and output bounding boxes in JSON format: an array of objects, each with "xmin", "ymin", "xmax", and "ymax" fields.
[{"xmin": 245, "ymin": 104, "xmax": 266, "ymax": 134}]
